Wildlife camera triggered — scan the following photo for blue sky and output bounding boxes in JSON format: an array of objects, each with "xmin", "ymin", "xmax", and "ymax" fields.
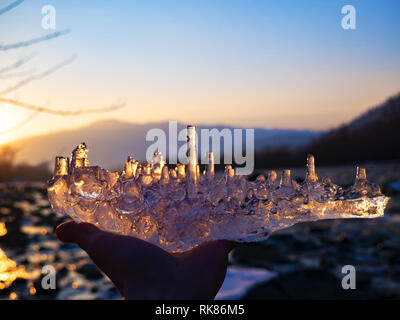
[{"xmin": 0, "ymin": 0, "xmax": 399, "ymax": 142}]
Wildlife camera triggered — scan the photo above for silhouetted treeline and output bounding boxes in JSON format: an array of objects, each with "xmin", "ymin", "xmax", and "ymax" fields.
[
  {"xmin": 255, "ymin": 93, "xmax": 400, "ymax": 168},
  {"xmin": 0, "ymin": 145, "xmax": 51, "ymax": 182}
]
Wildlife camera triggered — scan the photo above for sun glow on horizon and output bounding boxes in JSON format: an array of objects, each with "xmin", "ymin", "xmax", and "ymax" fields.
[
  {"xmin": 0, "ymin": 0, "xmax": 398, "ymax": 142},
  {"xmin": 0, "ymin": 108, "xmax": 19, "ymax": 145}
]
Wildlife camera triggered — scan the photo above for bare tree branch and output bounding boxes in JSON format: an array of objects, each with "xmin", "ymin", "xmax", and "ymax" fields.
[
  {"xmin": 0, "ymin": 54, "xmax": 35, "ymax": 74},
  {"xmin": 0, "ymin": 110, "xmax": 39, "ymax": 134},
  {"xmin": 0, "ymin": 29, "xmax": 71, "ymax": 51},
  {"xmin": 0, "ymin": 97, "xmax": 125, "ymax": 115},
  {"xmin": 0, "ymin": 3, "xmax": 127, "ymax": 134},
  {"xmin": 0, "ymin": 55, "xmax": 76, "ymax": 95},
  {"xmin": 0, "ymin": 0, "xmax": 24, "ymax": 15}
]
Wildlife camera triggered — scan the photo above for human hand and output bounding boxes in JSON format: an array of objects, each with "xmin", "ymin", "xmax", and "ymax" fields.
[{"xmin": 56, "ymin": 221, "xmax": 236, "ymax": 300}]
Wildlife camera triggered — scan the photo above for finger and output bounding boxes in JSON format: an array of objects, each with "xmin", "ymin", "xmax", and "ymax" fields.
[
  {"xmin": 176, "ymin": 240, "xmax": 237, "ymax": 259},
  {"xmin": 56, "ymin": 221, "xmax": 100, "ymax": 243},
  {"xmin": 56, "ymin": 221, "xmax": 125, "ymax": 290},
  {"xmin": 176, "ymin": 240, "xmax": 237, "ymax": 271},
  {"xmin": 56, "ymin": 220, "xmax": 172, "ymax": 278},
  {"xmin": 56, "ymin": 221, "xmax": 103, "ymax": 250}
]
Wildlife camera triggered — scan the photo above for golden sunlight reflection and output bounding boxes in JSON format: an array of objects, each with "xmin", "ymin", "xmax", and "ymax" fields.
[
  {"xmin": 0, "ymin": 223, "xmax": 31, "ymax": 291},
  {"xmin": 0, "ymin": 248, "xmax": 30, "ymax": 289},
  {"xmin": 9, "ymin": 292, "xmax": 18, "ymax": 300},
  {"xmin": 0, "ymin": 222, "xmax": 7, "ymax": 237}
]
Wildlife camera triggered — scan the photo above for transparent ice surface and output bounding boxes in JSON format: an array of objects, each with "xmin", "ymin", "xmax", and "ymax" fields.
[{"xmin": 47, "ymin": 130, "xmax": 389, "ymax": 253}]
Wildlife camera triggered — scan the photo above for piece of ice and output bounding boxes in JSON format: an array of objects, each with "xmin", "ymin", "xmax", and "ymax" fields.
[{"xmin": 47, "ymin": 128, "xmax": 390, "ymax": 253}]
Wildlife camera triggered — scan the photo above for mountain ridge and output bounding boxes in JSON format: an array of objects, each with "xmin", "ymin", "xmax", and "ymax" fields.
[
  {"xmin": 255, "ymin": 92, "xmax": 400, "ymax": 168},
  {"xmin": 11, "ymin": 120, "xmax": 321, "ymax": 169}
]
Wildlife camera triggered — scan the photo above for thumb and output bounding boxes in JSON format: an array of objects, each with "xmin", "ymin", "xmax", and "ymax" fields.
[
  {"xmin": 56, "ymin": 220, "xmax": 127, "ymax": 293},
  {"xmin": 56, "ymin": 220, "xmax": 172, "ymax": 278},
  {"xmin": 182, "ymin": 240, "xmax": 237, "ymax": 257},
  {"xmin": 56, "ymin": 221, "xmax": 103, "ymax": 251}
]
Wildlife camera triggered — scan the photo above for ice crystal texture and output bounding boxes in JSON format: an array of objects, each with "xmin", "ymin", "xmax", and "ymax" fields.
[{"xmin": 47, "ymin": 127, "xmax": 389, "ymax": 252}]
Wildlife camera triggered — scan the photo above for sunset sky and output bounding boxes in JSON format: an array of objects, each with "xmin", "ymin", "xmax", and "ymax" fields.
[{"xmin": 0, "ymin": 0, "xmax": 399, "ymax": 144}]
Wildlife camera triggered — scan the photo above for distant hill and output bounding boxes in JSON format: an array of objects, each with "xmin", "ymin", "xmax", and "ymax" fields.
[
  {"xmin": 255, "ymin": 93, "xmax": 400, "ymax": 168},
  {"xmin": 10, "ymin": 120, "xmax": 321, "ymax": 170}
]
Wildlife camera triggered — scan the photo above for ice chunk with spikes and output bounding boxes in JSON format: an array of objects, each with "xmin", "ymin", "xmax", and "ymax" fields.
[
  {"xmin": 122, "ymin": 156, "xmax": 135, "ymax": 179},
  {"xmin": 267, "ymin": 170, "xmax": 278, "ymax": 186},
  {"xmin": 305, "ymin": 154, "xmax": 318, "ymax": 183},
  {"xmin": 176, "ymin": 163, "xmax": 186, "ymax": 180},
  {"xmin": 280, "ymin": 169, "xmax": 292, "ymax": 187},
  {"xmin": 54, "ymin": 157, "xmax": 69, "ymax": 176},
  {"xmin": 47, "ymin": 125, "xmax": 390, "ymax": 253},
  {"xmin": 70, "ymin": 142, "xmax": 89, "ymax": 169},
  {"xmin": 186, "ymin": 125, "xmax": 198, "ymax": 184},
  {"xmin": 160, "ymin": 166, "xmax": 170, "ymax": 185},
  {"xmin": 343, "ymin": 166, "xmax": 382, "ymax": 199},
  {"xmin": 206, "ymin": 152, "xmax": 215, "ymax": 179},
  {"xmin": 151, "ymin": 152, "xmax": 165, "ymax": 178},
  {"xmin": 356, "ymin": 167, "xmax": 367, "ymax": 181}
]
